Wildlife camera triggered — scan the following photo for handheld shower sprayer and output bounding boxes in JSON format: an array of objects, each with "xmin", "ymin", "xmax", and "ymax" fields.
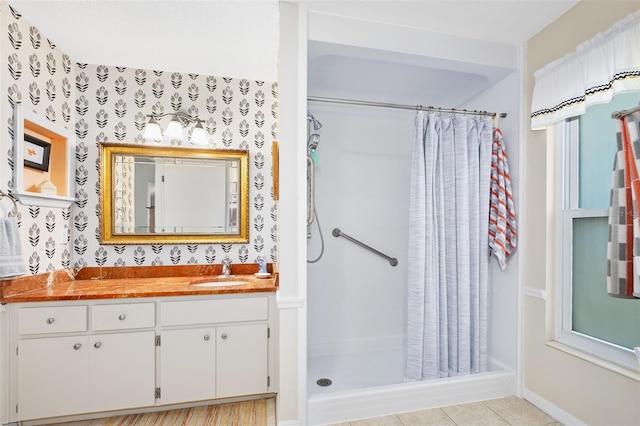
[
  {"xmin": 307, "ymin": 112, "xmax": 322, "ymax": 156},
  {"xmin": 308, "ymin": 112, "xmax": 323, "ymax": 131},
  {"xmin": 307, "ymin": 111, "xmax": 325, "ymax": 263},
  {"xmin": 308, "ymin": 133, "xmax": 320, "ymax": 154}
]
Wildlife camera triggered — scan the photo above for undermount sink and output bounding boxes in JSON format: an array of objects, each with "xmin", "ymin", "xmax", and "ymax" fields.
[{"xmin": 192, "ymin": 281, "xmax": 247, "ymax": 287}]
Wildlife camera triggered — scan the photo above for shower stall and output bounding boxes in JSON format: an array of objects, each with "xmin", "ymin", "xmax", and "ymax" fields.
[{"xmin": 305, "ymin": 12, "xmax": 521, "ymax": 425}]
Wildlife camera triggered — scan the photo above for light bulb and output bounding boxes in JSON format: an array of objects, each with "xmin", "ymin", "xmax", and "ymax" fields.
[
  {"xmin": 164, "ymin": 116, "xmax": 183, "ymax": 139},
  {"xmin": 189, "ymin": 121, "xmax": 208, "ymax": 146},
  {"xmin": 143, "ymin": 117, "xmax": 163, "ymax": 140}
]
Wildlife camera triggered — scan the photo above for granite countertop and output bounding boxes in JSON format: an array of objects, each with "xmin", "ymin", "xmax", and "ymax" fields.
[{"xmin": 0, "ymin": 264, "xmax": 278, "ymax": 303}]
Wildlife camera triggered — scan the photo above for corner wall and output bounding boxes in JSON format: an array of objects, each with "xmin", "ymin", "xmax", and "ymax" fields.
[
  {"xmin": 1, "ymin": 3, "xmax": 279, "ymax": 272},
  {"xmin": 277, "ymin": 2, "xmax": 308, "ymax": 424},
  {"xmin": 523, "ymin": 2, "xmax": 640, "ymax": 424},
  {"xmin": 0, "ymin": 3, "xmax": 76, "ymax": 273}
]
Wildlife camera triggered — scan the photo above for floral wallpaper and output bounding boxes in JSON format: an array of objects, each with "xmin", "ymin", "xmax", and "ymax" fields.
[
  {"xmin": 75, "ymin": 65, "xmax": 278, "ymax": 268},
  {"xmin": 1, "ymin": 4, "xmax": 76, "ymax": 274},
  {"xmin": 2, "ymin": 4, "xmax": 278, "ymax": 274}
]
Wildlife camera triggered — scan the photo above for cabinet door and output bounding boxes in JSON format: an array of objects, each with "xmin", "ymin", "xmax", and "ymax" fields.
[
  {"xmin": 17, "ymin": 336, "xmax": 89, "ymax": 420},
  {"xmin": 89, "ymin": 331, "xmax": 156, "ymax": 412},
  {"xmin": 160, "ymin": 328, "xmax": 215, "ymax": 404},
  {"xmin": 216, "ymin": 323, "xmax": 268, "ymax": 398}
]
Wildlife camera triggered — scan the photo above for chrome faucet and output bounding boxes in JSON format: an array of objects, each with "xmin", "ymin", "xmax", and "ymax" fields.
[{"xmin": 221, "ymin": 256, "xmax": 232, "ymax": 277}]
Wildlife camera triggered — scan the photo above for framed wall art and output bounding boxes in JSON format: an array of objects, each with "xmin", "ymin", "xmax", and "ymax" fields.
[
  {"xmin": 24, "ymin": 134, "xmax": 51, "ymax": 172},
  {"xmin": 13, "ymin": 105, "xmax": 76, "ymax": 207}
]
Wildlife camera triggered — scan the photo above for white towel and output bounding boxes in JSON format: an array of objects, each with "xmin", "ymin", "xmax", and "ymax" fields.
[{"xmin": 0, "ymin": 217, "xmax": 27, "ymax": 278}]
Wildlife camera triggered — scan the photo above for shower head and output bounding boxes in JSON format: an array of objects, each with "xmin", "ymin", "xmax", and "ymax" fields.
[
  {"xmin": 307, "ymin": 112, "xmax": 323, "ymax": 130},
  {"xmin": 308, "ymin": 133, "xmax": 320, "ymax": 152}
]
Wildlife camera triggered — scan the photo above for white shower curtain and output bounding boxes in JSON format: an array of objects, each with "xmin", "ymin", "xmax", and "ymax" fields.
[{"xmin": 405, "ymin": 111, "xmax": 493, "ymax": 381}]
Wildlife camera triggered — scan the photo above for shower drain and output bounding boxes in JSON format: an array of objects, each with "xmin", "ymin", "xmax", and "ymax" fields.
[{"xmin": 316, "ymin": 378, "xmax": 332, "ymax": 387}]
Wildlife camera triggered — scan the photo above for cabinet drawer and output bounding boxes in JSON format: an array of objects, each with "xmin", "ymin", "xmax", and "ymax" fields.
[
  {"xmin": 92, "ymin": 303, "xmax": 155, "ymax": 331},
  {"xmin": 161, "ymin": 297, "xmax": 268, "ymax": 326},
  {"xmin": 18, "ymin": 306, "xmax": 87, "ymax": 335}
]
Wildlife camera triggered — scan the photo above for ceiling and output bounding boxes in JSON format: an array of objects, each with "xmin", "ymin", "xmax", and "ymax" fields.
[
  {"xmin": 5, "ymin": 0, "xmax": 281, "ymax": 81},
  {"xmin": 302, "ymin": 0, "xmax": 579, "ymax": 45},
  {"xmin": 6, "ymin": 0, "xmax": 580, "ymax": 81}
]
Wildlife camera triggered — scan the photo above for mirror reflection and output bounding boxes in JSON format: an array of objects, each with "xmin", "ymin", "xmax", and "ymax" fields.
[{"xmin": 100, "ymin": 143, "xmax": 249, "ymax": 244}]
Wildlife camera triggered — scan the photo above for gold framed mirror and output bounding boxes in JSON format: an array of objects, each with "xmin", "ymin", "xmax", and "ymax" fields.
[{"xmin": 99, "ymin": 143, "xmax": 249, "ymax": 244}]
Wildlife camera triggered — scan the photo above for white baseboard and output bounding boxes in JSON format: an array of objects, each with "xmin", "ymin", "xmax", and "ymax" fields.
[
  {"xmin": 523, "ymin": 287, "xmax": 547, "ymax": 300},
  {"xmin": 276, "ymin": 297, "xmax": 305, "ymax": 309},
  {"xmin": 522, "ymin": 387, "xmax": 586, "ymax": 426}
]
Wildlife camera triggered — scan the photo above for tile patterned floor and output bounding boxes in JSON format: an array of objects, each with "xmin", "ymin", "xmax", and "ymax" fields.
[
  {"xmin": 330, "ymin": 397, "xmax": 559, "ymax": 426},
  {"xmin": 49, "ymin": 396, "xmax": 556, "ymax": 426}
]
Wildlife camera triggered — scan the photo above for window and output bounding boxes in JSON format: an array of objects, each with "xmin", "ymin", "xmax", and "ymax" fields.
[{"xmin": 556, "ymin": 92, "xmax": 640, "ymax": 371}]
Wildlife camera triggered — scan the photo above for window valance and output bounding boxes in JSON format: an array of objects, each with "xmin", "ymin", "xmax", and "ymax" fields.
[{"xmin": 530, "ymin": 11, "xmax": 640, "ymax": 130}]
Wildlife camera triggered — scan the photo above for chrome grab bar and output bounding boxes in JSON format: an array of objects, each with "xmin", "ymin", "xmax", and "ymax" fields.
[{"xmin": 332, "ymin": 228, "xmax": 398, "ymax": 267}]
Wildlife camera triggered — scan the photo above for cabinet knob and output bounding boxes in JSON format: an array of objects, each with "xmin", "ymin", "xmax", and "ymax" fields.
[
  {"xmin": 46, "ymin": 317, "xmax": 55, "ymax": 324},
  {"xmin": 221, "ymin": 333, "xmax": 228, "ymax": 340},
  {"xmin": 94, "ymin": 342, "xmax": 102, "ymax": 349},
  {"xmin": 203, "ymin": 335, "xmax": 210, "ymax": 341},
  {"xmin": 73, "ymin": 343, "xmax": 82, "ymax": 350},
  {"xmin": 118, "ymin": 314, "xmax": 126, "ymax": 321}
]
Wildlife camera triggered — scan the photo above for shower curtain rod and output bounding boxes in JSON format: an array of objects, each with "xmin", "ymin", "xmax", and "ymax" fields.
[
  {"xmin": 308, "ymin": 96, "xmax": 507, "ymax": 118},
  {"xmin": 611, "ymin": 102, "xmax": 640, "ymax": 119}
]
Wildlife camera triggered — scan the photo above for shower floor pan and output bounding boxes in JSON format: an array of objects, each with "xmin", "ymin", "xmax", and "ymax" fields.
[
  {"xmin": 307, "ymin": 346, "xmax": 515, "ymax": 425},
  {"xmin": 308, "ymin": 346, "xmax": 403, "ymax": 396}
]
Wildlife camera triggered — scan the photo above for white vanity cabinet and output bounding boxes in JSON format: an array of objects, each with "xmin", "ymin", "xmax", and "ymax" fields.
[
  {"xmin": 215, "ymin": 323, "xmax": 268, "ymax": 398},
  {"xmin": 160, "ymin": 327, "xmax": 217, "ymax": 404},
  {"xmin": 4, "ymin": 292, "xmax": 276, "ymax": 424},
  {"xmin": 87, "ymin": 331, "xmax": 156, "ymax": 412},
  {"xmin": 89, "ymin": 302, "xmax": 156, "ymax": 413},
  {"xmin": 160, "ymin": 323, "xmax": 270, "ymax": 404},
  {"xmin": 17, "ymin": 335, "xmax": 90, "ymax": 419},
  {"xmin": 17, "ymin": 331, "xmax": 155, "ymax": 419},
  {"xmin": 11, "ymin": 303, "xmax": 156, "ymax": 421},
  {"xmin": 158, "ymin": 295, "xmax": 271, "ymax": 405}
]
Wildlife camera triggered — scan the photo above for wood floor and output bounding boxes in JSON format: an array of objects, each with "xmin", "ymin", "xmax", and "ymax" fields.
[{"xmin": 48, "ymin": 398, "xmax": 276, "ymax": 426}]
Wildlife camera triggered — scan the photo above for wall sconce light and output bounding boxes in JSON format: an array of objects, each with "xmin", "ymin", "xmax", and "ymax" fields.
[{"xmin": 143, "ymin": 112, "xmax": 208, "ymax": 146}]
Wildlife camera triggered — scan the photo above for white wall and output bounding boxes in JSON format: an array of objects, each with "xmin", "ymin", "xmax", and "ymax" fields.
[
  {"xmin": 306, "ymin": 103, "xmax": 411, "ymax": 353},
  {"xmin": 307, "ymin": 11, "xmax": 517, "ymax": 71},
  {"xmin": 277, "ymin": 3, "xmax": 308, "ymax": 424},
  {"xmin": 523, "ymin": 2, "xmax": 640, "ymax": 425},
  {"xmin": 462, "ymin": 69, "xmax": 521, "ymax": 372}
]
